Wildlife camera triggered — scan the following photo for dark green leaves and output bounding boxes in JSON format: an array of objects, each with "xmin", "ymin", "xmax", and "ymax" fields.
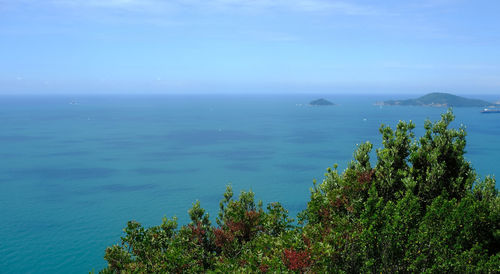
[{"xmin": 100, "ymin": 110, "xmax": 499, "ymax": 273}]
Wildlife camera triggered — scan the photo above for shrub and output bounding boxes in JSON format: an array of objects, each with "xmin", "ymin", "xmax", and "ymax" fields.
[{"xmin": 100, "ymin": 110, "xmax": 499, "ymax": 273}]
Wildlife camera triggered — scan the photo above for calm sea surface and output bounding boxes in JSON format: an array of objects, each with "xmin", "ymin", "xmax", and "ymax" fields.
[{"xmin": 1, "ymin": 94, "xmax": 499, "ymax": 273}]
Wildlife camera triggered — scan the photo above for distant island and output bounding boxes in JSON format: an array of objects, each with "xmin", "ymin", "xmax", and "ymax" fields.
[
  {"xmin": 377, "ymin": 92, "xmax": 493, "ymax": 107},
  {"xmin": 310, "ymin": 98, "xmax": 334, "ymax": 106}
]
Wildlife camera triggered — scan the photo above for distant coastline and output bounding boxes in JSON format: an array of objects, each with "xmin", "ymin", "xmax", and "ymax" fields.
[{"xmin": 376, "ymin": 92, "xmax": 494, "ymax": 107}]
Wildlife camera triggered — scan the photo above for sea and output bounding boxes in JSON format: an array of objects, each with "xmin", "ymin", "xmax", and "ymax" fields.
[{"xmin": 1, "ymin": 94, "xmax": 499, "ymax": 273}]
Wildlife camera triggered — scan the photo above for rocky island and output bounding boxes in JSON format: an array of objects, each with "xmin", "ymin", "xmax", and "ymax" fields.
[
  {"xmin": 310, "ymin": 98, "xmax": 334, "ymax": 106},
  {"xmin": 377, "ymin": 92, "xmax": 492, "ymax": 107}
]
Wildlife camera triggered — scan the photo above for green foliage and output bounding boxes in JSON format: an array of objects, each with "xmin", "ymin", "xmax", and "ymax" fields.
[
  {"xmin": 100, "ymin": 109, "xmax": 499, "ymax": 273},
  {"xmin": 383, "ymin": 92, "xmax": 492, "ymax": 107}
]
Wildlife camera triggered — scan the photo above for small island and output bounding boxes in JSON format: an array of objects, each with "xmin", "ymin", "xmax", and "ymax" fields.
[
  {"xmin": 310, "ymin": 98, "xmax": 335, "ymax": 106},
  {"xmin": 377, "ymin": 92, "xmax": 492, "ymax": 107}
]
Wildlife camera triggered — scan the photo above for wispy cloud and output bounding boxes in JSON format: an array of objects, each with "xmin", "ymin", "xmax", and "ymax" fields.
[
  {"xmin": 46, "ymin": 0, "xmax": 380, "ymax": 15},
  {"xmin": 243, "ymin": 30, "xmax": 300, "ymax": 42},
  {"xmin": 381, "ymin": 62, "xmax": 499, "ymax": 71},
  {"xmin": 50, "ymin": 0, "xmax": 171, "ymax": 12},
  {"xmin": 409, "ymin": 0, "xmax": 463, "ymax": 9}
]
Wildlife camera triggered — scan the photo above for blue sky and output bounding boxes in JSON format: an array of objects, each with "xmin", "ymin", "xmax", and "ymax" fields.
[{"xmin": 1, "ymin": 0, "xmax": 499, "ymax": 94}]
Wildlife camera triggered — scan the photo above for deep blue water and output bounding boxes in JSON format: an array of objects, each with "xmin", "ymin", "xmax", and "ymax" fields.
[{"xmin": 1, "ymin": 94, "xmax": 499, "ymax": 273}]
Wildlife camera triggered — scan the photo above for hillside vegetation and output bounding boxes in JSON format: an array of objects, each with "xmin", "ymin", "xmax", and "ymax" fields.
[
  {"xmin": 100, "ymin": 110, "xmax": 499, "ymax": 273},
  {"xmin": 382, "ymin": 92, "xmax": 493, "ymax": 107},
  {"xmin": 309, "ymin": 98, "xmax": 334, "ymax": 106}
]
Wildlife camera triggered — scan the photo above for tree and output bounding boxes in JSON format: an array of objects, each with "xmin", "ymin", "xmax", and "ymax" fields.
[{"xmin": 100, "ymin": 109, "xmax": 499, "ymax": 273}]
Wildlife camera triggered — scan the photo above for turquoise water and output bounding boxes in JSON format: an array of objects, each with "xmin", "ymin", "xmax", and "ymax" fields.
[{"xmin": 1, "ymin": 94, "xmax": 499, "ymax": 273}]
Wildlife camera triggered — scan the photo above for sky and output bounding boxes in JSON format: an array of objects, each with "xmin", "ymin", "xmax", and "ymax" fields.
[{"xmin": 0, "ymin": 0, "xmax": 500, "ymax": 94}]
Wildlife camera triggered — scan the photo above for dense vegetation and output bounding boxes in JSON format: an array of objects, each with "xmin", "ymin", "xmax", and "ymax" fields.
[
  {"xmin": 100, "ymin": 110, "xmax": 499, "ymax": 273},
  {"xmin": 382, "ymin": 92, "xmax": 493, "ymax": 107},
  {"xmin": 309, "ymin": 98, "xmax": 334, "ymax": 106}
]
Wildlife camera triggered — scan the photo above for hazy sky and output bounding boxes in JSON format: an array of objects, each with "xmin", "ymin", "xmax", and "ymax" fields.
[{"xmin": 1, "ymin": 0, "xmax": 500, "ymax": 94}]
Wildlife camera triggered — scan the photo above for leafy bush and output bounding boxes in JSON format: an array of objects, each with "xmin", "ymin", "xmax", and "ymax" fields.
[{"xmin": 100, "ymin": 110, "xmax": 499, "ymax": 273}]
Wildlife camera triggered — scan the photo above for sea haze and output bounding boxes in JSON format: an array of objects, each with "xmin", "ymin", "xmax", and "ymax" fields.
[{"xmin": 1, "ymin": 94, "xmax": 499, "ymax": 272}]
